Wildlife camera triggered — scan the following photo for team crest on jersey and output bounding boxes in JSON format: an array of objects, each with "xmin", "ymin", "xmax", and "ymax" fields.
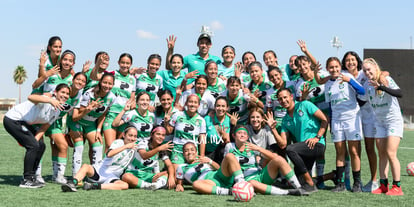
[
  {"xmin": 178, "ymin": 117, "xmax": 184, "ymax": 123},
  {"xmin": 195, "ymin": 119, "xmax": 201, "ymax": 127},
  {"xmin": 238, "ymin": 98, "xmax": 243, "ymax": 104},
  {"xmin": 129, "ymin": 78, "xmax": 134, "ymax": 84},
  {"xmin": 265, "ymin": 84, "xmax": 271, "ymax": 90},
  {"xmin": 339, "ymin": 83, "xmax": 345, "ymax": 89},
  {"xmin": 149, "ymin": 116, "xmax": 154, "ymax": 123},
  {"xmin": 203, "ymin": 102, "xmax": 208, "ymax": 109},
  {"xmin": 218, "ymin": 85, "xmax": 224, "ymax": 92},
  {"xmin": 298, "ymin": 110, "xmax": 304, "ymax": 117}
]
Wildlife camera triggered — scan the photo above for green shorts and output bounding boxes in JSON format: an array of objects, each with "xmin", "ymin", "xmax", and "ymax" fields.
[
  {"xmin": 125, "ymin": 170, "xmax": 155, "ymax": 183},
  {"xmin": 203, "ymin": 167, "xmax": 234, "ymax": 188},
  {"xmin": 45, "ymin": 118, "xmax": 64, "ymax": 136},
  {"xmin": 245, "ymin": 165, "xmax": 274, "ymax": 185},
  {"xmin": 66, "ymin": 116, "xmax": 97, "ymax": 134},
  {"xmin": 103, "ymin": 112, "xmax": 127, "ymax": 131}
]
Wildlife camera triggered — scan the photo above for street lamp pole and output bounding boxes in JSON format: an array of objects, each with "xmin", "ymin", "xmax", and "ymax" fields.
[{"xmin": 331, "ymin": 36, "xmax": 342, "ymax": 57}]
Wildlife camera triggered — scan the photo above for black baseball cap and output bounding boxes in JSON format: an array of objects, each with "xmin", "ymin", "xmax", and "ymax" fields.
[{"xmin": 198, "ymin": 33, "xmax": 211, "ymax": 44}]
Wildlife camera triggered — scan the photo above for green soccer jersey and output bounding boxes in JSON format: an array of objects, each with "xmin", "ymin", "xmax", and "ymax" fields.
[
  {"xmin": 157, "ymin": 70, "xmax": 186, "ymax": 99},
  {"xmin": 110, "ymin": 70, "xmax": 136, "ymax": 113},
  {"xmin": 43, "ymin": 74, "xmax": 73, "ymax": 93},
  {"xmin": 295, "ymin": 70, "xmax": 329, "ymax": 110},
  {"xmin": 250, "ymin": 80, "xmax": 273, "ymax": 104},
  {"xmin": 265, "ymin": 81, "xmax": 296, "ymax": 119},
  {"xmin": 222, "ymin": 89, "xmax": 250, "ymax": 124},
  {"xmin": 204, "ymin": 114, "xmax": 231, "ymax": 153},
  {"xmin": 280, "ymin": 101, "xmax": 325, "ymax": 145},
  {"xmin": 122, "ymin": 109, "xmax": 156, "ymax": 142},
  {"xmin": 207, "ymin": 77, "xmax": 226, "ymax": 98},
  {"xmin": 83, "ymin": 69, "xmax": 100, "ymax": 92},
  {"xmin": 135, "ymin": 73, "xmax": 163, "ymax": 106},
  {"xmin": 44, "ymin": 54, "xmax": 58, "ymax": 71},
  {"xmin": 169, "ymin": 111, "xmax": 207, "ymax": 150},
  {"xmin": 59, "ymin": 89, "xmax": 83, "ymax": 118},
  {"xmin": 183, "ymin": 52, "xmax": 222, "ymax": 76},
  {"xmin": 176, "ymin": 162, "xmax": 213, "ymax": 184},
  {"xmin": 127, "ymin": 140, "xmax": 169, "ymax": 173},
  {"xmin": 224, "ymin": 143, "xmax": 260, "ymax": 178},
  {"xmin": 77, "ymin": 88, "xmax": 116, "ymax": 126}
]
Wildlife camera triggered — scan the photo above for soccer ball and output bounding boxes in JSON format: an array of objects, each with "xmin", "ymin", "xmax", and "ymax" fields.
[
  {"xmin": 232, "ymin": 181, "xmax": 254, "ymax": 202},
  {"xmin": 407, "ymin": 162, "xmax": 414, "ymax": 176}
]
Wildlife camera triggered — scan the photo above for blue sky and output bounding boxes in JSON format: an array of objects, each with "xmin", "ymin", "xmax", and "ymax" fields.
[{"xmin": 1, "ymin": 0, "xmax": 413, "ymax": 100}]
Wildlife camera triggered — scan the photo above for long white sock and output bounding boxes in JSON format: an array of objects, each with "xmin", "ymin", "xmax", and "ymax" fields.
[
  {"xmin": 52, "ymin": 160, "xmax": 58, "ymax": 179},
  {"xmin": 36, "ymin": 161, "xmax": 42, "ymax": 177},
  {"xmin": 56, "ymin": 157, "xmax": 67, "ymax": 177},
  {"xmin": 233, "ymin": 170, "xmax": 245, "ymax": 183},
  {"xmin": 72, "ymin": 141, "xmax": 84, "ymax": 176},
  {"xmin": 91, "ymin": 142, "xmax": 103, "ymax": 166},
  {"xmin": 285, "ymin": 170, "xmax": 301, "ymax": 189},
  {"xmin": 137, "ymin": 179, "xmax": 152, "ymax": 189}
]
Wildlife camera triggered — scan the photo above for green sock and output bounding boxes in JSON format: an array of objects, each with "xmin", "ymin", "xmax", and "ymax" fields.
[
  {"xmin": 380, "ymin": 178, "xmax": 388, "ymax": 185},
  {"xmin": 392, "ymin": 180, "xmax": 400, "ymax": 187}
]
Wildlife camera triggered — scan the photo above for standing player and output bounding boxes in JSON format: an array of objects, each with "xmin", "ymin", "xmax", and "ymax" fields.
[
  {"xmin": 3, "ymin": 84, "xmax": 68, "ymax": 188},
  {"xmin": 247, "ymin": 61, "xmax": 272, "ymax": 106},
  {"xmin": 103, "ymin": 53, "xmax": 136, "ymax": 151},
  {"xmin": 37, "ymin": 36, "xmax": 62, "ymax": 78},
  {"xmin": 221, "ymin": 76, "xmax": 252, "ymax": 125},
  {"xmin": 204, "ymin": 61, "xmax": 226, "ymax": 98},
  {"xmin": 112, "ymin": 91, "xmax": 156, "ymax": 143},
  {"xmin": 165, "ymin": 28, "xmax": 221, "ymax": 78},
  {"xmin": 69, "ymin": 73, "xmax": 116, "ymax": 175},
  {"xmin": 217, "ymin": 45, "xmax": 237, "ymax": 79},
  {"xmin": 361, "ymin": 58, "xmax": 404, "ymax": 196},
  {"xmin": 324, "ymin": 57, "xmax": 365, "ymax": 192},
  {"xmin": 135, "ymin": 54, "xmax": 163, "ymax": 110},
  {"xmin": 165, "ymin": 94, "xmax": 207, "ymax": 167}
]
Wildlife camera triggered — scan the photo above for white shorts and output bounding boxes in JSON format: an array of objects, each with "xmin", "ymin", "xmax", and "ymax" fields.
[
  {"xmin": 89, "ymin": 164, "xmax": 120, "ymax": 184},
  {"xmin": 331, "ymin": 116, "xmax": 363, "ymax": 143},
  {"xmin": 360, "ymin": 106, "xmax": 376, "ymax": 137},
  {"xmin": 374, "ymin": 118, "xmax": 403, "ymax": 138}
]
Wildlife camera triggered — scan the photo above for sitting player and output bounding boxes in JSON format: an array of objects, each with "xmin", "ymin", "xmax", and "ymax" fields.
[
  {"xmin": 121, "ymin": 126, "xmax": 175, "ymax": 190},
  {"xmin": 61, "ymin": 126, "xmax": 138, "ymax": 192}
]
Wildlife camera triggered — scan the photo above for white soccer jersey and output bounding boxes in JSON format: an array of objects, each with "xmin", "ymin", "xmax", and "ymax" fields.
[
  {"xmin": 355, "ymin": 71, "xmax": 375, "ymax": 123},
  {"xmin": 179, "ymin": 88, "xmax": 215, "ymax": 117},
  {"xmin": 325, "ymin": 73, "xmax": 361, "ymax": 121},
  {"xmin": 265, "ymin": 81, "xmax": 296, "ymax": 118},
  {"xmin": 295, "ymin": 70, "xmax": 329, "ymax": 110},
  {"xmin": 169, "ymin": 111, "xmax": 206, "ymax": 146},
  {"xmin": 176, "ymin": 163, "xmax": 213, "ymax": 184},
  {"xmin": 361, "ymin": 76, "xmax": 402, "ymax": 121},
  {"xmin": 5, "ymin": 100, "xmax": 60, "ymax": 125},
  {"xmin": 100, "ymin": 139, "xmax": 136, "ymax": 177},
  {"xmin": 220, "ymin": 89, "xmax": 250, "ymax": 124}
]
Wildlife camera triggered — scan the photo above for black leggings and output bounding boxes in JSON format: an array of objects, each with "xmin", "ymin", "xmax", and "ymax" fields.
[
  {"xmin": 3, "ymin": 116, "xmax": 46, "ymax": 180},
  {"xmin": 286, "ymin": 142, "xmax": 325, "ymax": 175}
]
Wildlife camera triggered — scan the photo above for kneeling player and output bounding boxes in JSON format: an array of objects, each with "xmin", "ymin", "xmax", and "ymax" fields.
[
  {"xmin": 61, "ymin": 126, "xmax": 138, "ymax": 192},
  {"xmin": 121, "ymin": 126, "xmax": 175, "ymax": 190}
]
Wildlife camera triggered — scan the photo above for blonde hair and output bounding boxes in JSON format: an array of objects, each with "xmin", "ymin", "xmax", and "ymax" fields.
[
  {"xmin": 363, "ymin": 58, "xmax": 382, "ymax": 95},
  {"xmin": 248, "ymin": 107, "xmax": 266, "ymax": 129}
]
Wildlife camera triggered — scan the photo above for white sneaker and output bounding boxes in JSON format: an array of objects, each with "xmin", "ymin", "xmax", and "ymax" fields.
[
  {"xmin": 362, "ymin": 180, "xmax": 379, "ymax": 192},
  {"xmin": 53, "ymin": 176, "xmax": 67, "ymax": 184},
  {"xmin": 36, "ymin": 175, "xmax": 46, "ymax": 186}
]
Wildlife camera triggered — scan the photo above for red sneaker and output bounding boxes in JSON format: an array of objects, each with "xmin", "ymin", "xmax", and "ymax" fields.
[
  {"xmin": 372, "ymin": 183, "xmax": 388, "ymax": 194},
  {"xmin": 386, "ymin": 185, "xmax": 404, "ymax": 196}
]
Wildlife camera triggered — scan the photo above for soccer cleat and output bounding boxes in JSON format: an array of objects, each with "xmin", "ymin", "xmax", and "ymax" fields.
[
  {"xmin": 143, "ymin": 183, "xmax": 158, "ymax": 190},
  {"xmin": 352, "ymin": 181, "xmax": 362, "ymax": 193},
  {"xmin": 19, "ymin": 179, "xmax": 43, "ymax": 189},
  {"xmin": 362, "ymin": 180, "xmax": 379, "ymax": 192},
  {"xmin": 61, "ymin": 182, "xmax": 77, "ymax": 192},
  {"xmin": 385, "ymin": 185, "xmax": 404, "ymax": 196},
  {"xmin": 288, "ymin": 188, "xmax": 310, "ymax": 196},
  {"xmin": 82, "ymin": 182, "xmax": 100, "ymax": 191},
  {"xmin": 331, "ymin": 183, "xmax": 346, "ymax": 192},
  {"xmin": 302, "ymin": 183, "xmax": 318, "ymax": 193},
  {"xmin": 372, "ymin": 183, "xmax": 388, "ymax": 194}
]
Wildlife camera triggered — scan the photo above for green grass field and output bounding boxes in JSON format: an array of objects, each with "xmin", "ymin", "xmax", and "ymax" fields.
[{"xmin": 0, "ymin": 126, "xmax": 413, "ymax": 207}]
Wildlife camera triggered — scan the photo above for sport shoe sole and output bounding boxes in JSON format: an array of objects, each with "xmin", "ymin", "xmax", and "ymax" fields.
[{"xmin": 61, "ymin": 183, "xmax": 77, "ymax": 192}]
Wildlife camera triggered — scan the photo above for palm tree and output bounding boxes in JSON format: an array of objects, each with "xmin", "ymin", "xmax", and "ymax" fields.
[{"xmin": 13, "ymin": 65, "xmax": 27, "ymax": 104}]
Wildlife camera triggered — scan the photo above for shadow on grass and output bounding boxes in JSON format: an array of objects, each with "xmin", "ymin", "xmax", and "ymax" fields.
[{"xmin": 0, "ymin": 175, "xmax": 23, "ymax": 186}]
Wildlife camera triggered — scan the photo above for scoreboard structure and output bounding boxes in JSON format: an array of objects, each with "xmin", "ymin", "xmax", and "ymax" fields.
[{"xmin": 363, "ymin": 49, "xmax": 413, "ymax": 116}]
